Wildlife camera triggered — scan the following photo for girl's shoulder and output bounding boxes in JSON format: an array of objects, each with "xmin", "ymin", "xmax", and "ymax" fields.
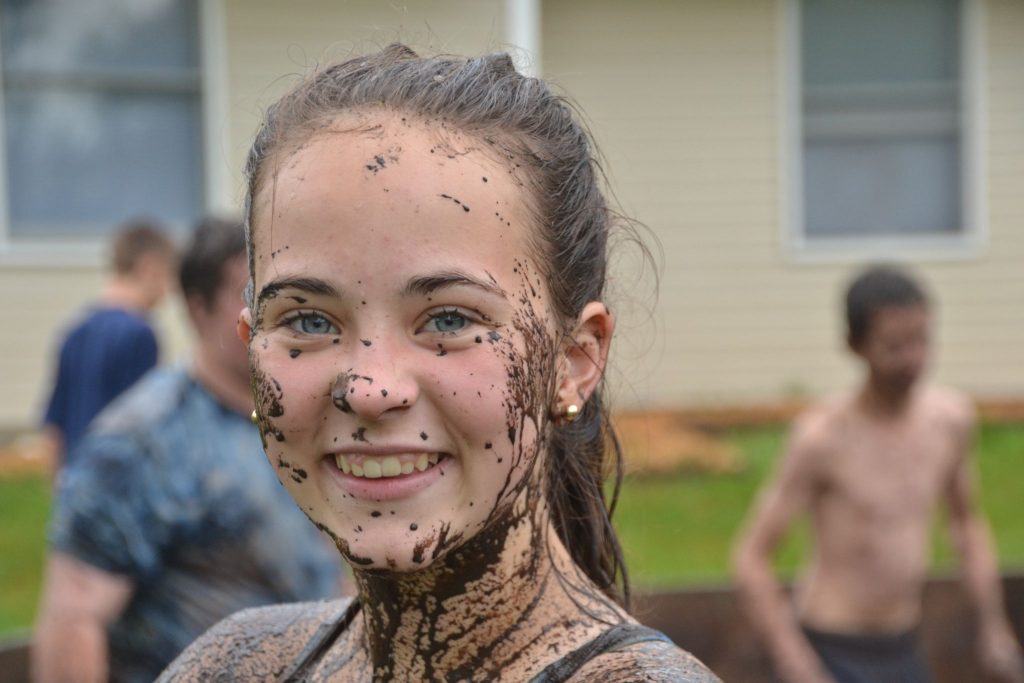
[
  {"xmin": 157, "ymin": 598, "xmax": 353, "ymax": 681},
  {"xmin": 571, "ymin": 638, "xmax": 722, "ymax": 683}
]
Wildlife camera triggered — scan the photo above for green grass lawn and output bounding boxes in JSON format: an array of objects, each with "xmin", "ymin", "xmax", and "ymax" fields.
[
  {"xmin": 0, "ymin": 475, "xmax": 50, "ymax": 635},
  {"xmin": 2, "ymin": 423, "xmax": 1023, "ymax": 635},
  {"xmin": 616, "ymin": 423, "xmax": 1024, "ymax": 588}
]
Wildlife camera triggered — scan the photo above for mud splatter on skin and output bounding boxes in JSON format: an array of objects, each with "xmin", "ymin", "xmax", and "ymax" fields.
[
  {"xmin": 249, "ymin": 356, "xmax": 286, "ymax": 448},
  {"xmin": 289, "ymin": 348, "xmax": 302, "ymax": 359},
  {"xmin": 332, "ymin": 371, "xmax": 375, "ymax": 413},
  {"xmin": 364, "ymin": 146, "xmax": 402, "ymax": 174},
  {"xmin": 439, "ymin": 193, "xmax": 471, "ymax": 212},
  {"xmin": 352, "ymin": 427, "xmax": 368, "ymax": 442},
  {"xmin": 361, "ymin": 339, "xmax": 372, "ymax": 347}
]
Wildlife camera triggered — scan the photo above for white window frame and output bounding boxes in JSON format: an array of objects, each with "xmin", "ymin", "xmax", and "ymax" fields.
[
  {"xmin": 0, "ymin": 0, "xmax": 230, "ymax": 266},
  {"xmin": 779, "ymin": 0, "xmax": 987, "ymax": 263}
]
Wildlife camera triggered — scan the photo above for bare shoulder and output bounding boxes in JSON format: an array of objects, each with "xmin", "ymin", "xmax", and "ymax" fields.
[
  {"xmin": 157, "ymin": 598, "xmax": 351, "ymax": 682},
  {"xmin": 921, "ymin": 384, "xmax": 975, "ymax": 434},
  {"xmin": 571, "ymin": 639, "xmax": 721, "ymax": 683},
  {"xmin": 787, "ymin": 395, "xmax": 848, "ymax": 459}
]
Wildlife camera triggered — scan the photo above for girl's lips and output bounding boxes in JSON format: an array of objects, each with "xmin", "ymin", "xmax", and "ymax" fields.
[{"xmin": 321, "ymin": 452, "xmax": 451, "ymax": 502}]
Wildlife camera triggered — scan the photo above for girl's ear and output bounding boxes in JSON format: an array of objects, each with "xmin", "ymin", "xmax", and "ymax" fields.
[
  {"xmin": 237, "ymin": 308, "xmax": 253, "ymax": 344},
  {"xmin": 555, "ymin": 301, "xmax": 615, "ymax": 411}
]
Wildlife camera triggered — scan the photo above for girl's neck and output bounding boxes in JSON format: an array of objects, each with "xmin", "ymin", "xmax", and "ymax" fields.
[{"xmin": 350, "ymin": 492, "xmax": 624, "ymax": 680}]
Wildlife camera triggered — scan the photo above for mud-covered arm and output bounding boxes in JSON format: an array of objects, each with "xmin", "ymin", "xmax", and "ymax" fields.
[
  {"xmin": 32, "ymin": 553, "xmax": 134, "ymax": 683},
  {"xmin": 946, "ymin": 412, "xmax": 1024, "ymax": 683},
  {"xmin": 731, "ymin": 420, "xmax": 834, "ymax": 683},
  {"xmin": 157, "ymin": 600, "xmax": 349, "ymax": 682}
]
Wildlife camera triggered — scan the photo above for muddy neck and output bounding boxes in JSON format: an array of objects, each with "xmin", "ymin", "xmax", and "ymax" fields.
[{"xmin": 350, "ymin": 489, "xmax": 568, "ymax": 679}]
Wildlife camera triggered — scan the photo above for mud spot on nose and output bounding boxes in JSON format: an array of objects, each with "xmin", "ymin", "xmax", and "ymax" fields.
[{"xmin": 332, "ymin": 372, "xmax": 353, "ymax": 413}]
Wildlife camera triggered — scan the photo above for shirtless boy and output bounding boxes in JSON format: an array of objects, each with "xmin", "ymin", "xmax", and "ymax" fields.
[{"xmin": 733, "ymin": 265, "xmax": 1024, "ymax": 683}]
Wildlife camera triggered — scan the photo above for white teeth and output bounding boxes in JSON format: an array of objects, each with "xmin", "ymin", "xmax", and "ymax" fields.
[
  {"xmin": 336, "ymin": 453, "xmax": 443, "ymax": 478},
  {"xmin": 381, "ymin": 457, "xmax": 401, "ymax": 477}
]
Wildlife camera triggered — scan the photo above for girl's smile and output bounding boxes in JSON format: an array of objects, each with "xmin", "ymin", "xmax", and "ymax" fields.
[{"xmin": 242, "ymin": 111, "xmax": 554, "ymax": 571}]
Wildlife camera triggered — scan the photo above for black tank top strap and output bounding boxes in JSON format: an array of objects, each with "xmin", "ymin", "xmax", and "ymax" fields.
[
  {"xmin": 278, "ymin": 598, "xmax": 362, "ymax": 682},
  {"xmin": 528, "ymin": 622, "xmax": 673, "ymax": 683}
]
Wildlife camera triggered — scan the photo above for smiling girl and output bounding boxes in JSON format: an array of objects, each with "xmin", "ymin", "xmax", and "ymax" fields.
[{"xmin": 161, "ymin": 45, "xmax": 717, "ymax": 682}]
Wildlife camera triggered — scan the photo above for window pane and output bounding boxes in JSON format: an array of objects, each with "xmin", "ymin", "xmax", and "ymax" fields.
[
  {"xmin": 803, "ymin": 0, "xmax": 960, "ymax": 86},
  {"xmin": 1, "ymin": 0, "xmax": 198, "ymax": 74},
  {"xmin": 4, "ymin": 89, "xmax": 203, "ymax": 236},
  {"xmin": 805, "ymin": 136, "xmax": 961, "ymax": 237},
  {"xmin": 800, "ymin": 0, "xmax": 963, "ymax": 239}
]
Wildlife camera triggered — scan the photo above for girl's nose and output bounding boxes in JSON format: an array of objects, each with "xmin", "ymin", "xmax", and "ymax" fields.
[{"xmin": 331, "ymin": 360, "xmax": 418, "ymax": 422}]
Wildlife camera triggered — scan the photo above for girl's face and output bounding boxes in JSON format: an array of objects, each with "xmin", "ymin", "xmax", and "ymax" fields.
[{"xmin": 242, "ymin": 113, "xmax": 560, "ymax": 571}]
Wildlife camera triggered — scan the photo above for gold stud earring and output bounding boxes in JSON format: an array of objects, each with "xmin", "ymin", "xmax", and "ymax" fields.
[
  {"xmin": 564, "ymin": 404, "xmax": 580, "ymax": 422},
  {"xmin": 250, "ymin": 410, "xmax": 258, "ymax": 424}
]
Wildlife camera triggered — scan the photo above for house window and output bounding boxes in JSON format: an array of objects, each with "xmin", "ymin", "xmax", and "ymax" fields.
[
  {"xmin": 799, "ymin": 0, "xmax": 965, "ymax": 240},
  {"xmin": 0, "ymin": 0, "xmax": 202, "ymax": 240}
]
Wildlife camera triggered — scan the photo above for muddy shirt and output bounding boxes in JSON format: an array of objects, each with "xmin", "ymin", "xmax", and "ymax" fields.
[
  {"xmin": 49, "ymin": 365, "xmax": 341, "ymax": 683},
  {"xmin": 161, "ymin": 599, "xmax": 723, "ymax": 682}
]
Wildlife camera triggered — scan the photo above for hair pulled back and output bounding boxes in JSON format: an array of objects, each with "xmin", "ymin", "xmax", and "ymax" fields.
[{"xmin": 242, "ymin": 44, "xmax": 630, "ymax": 607}]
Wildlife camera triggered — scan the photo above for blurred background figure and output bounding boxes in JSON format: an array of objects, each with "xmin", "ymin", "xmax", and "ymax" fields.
[
  {"xmin": 40, "ymin": 220, "xmax": 175, "ymax": 472},
  {"xmin": 30, "ymin": 219, "xmax": 342, "ymax": 683},
  {"xmin": 732, "ymin": 266, "xmax": 1024, "ymax": 683}
]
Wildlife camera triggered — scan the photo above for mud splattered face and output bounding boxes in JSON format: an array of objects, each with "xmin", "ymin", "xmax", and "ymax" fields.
[{"xmin": 244, "ymin": 112, "xmax": 559, "ymax": 572}]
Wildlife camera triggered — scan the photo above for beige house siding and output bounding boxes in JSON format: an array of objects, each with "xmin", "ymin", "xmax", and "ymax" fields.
[
  {"xmin": 220, "ymin": 0, "xmax": 508, "ymax": 208},
  {"xmin": 545, "ymin": 0, "xmax": 1024, "ymax": 407},
  {"xmin": 1, "ymin": 0, "xmax": 1022, "ymax": 429}
]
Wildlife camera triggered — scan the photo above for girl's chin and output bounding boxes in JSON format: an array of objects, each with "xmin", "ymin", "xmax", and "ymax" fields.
[
  {"xmin": 311, "ymin": 513, "xmax": 468, "ymax": 573},
  {"xmin": 339, "ymin": 541, "xmax": 453, "ymax": 574}
]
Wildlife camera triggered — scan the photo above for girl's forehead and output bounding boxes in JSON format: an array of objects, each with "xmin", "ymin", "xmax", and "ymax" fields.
[{"xmin": 251, "ymin": 112, "xmax": 543, "ymax": 289}]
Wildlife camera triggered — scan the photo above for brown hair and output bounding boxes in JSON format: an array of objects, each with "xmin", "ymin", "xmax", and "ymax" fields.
[
  {"xmin": 845, "ymin": 264, "xmax": 929, "ymax": 348},
  {"xmin": 242, "ymin": 44, "xmax": 633, "ymax": 606},
  {"xmin": 110, "ymin": 219, "xmax": 175, "ymax": 275},
  {"xmin": 179, "ymin": 217, "xmax": 247, "ymax": 310}
]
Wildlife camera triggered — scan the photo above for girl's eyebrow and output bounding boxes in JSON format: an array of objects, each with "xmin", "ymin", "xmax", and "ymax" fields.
[
  {"xmin": 402, "ymin": 271, "xmax": 506, "ymax": 299},
  {"xmin": 257, "ymin": 277, "xmax": 340, "ymax": 306}
]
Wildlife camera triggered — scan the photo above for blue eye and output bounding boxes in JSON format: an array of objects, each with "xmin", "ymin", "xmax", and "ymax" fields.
[
  {"xmin": 428, "ymin": 309, "xmax": 468, "ymax": 334},
  {"xmin": 288, "ymin": 313, "xmax": 337, "ymax": 335}
]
